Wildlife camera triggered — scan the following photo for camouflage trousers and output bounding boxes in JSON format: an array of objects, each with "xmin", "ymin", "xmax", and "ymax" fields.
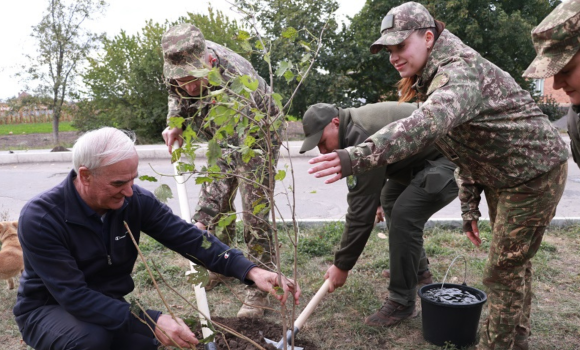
[
  {"xmin": 193, "ymin": 143, "xmax": 280, "ymax": 268},
  {"xmin": 478, "ymin": 162, "xmax": 567, "ymax": 350}
]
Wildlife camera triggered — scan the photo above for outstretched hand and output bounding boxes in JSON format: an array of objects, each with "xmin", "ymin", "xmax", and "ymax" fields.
[
  {"xmin": 308, "ymin": 152, "xmax": 343, "ymax": 184},
  {"xmin": 247, "ymin": 267, "xmax": 301, "ymax": 306},
  {"xmin": 463, "ymin": 220, "xmax": 481, "ymax": 247}
]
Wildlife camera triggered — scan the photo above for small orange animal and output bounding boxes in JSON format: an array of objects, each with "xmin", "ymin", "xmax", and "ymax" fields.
[{"xmin": 0, "ymin": 221, "xmax": 23, "ymax": 290}]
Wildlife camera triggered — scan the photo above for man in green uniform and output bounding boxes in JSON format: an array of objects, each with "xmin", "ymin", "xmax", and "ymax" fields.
[
  {"xmin": 300, "ymin": 101, "xmax": 458, "ymax": 326},
  {"xmin": 161, "ymin": 23, "xmax": 282, "ymax": 318}
]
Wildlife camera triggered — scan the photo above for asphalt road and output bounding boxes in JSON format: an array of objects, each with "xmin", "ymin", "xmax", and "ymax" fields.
[{"xmin": 1, "ymin": 155, "xmax": 580, "ymax": 224}]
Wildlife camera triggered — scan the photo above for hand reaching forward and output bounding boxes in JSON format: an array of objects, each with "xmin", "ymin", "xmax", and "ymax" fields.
[
  {"xmin": 246, "ymin": 267, "xmax": 301, "ymax": 306},
  {"xmin": 308, "ymin": 152, "xmax": 343, "ymax": 184}
]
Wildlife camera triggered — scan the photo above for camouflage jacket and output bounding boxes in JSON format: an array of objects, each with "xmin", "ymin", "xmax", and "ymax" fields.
[
  {"xmin": 336, "ymin": 30, "xmax": 568, "ymax": 221},
  {"xmin": 568, "ymin": 105, "xmax": 580, "ymax": 169},
  {"xmin": 166, "ymin": 41, "xmax": 281, "ymax": 146}
]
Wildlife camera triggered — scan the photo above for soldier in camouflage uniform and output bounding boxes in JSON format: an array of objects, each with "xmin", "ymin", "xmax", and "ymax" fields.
[
  {"xmin": 308, "ymin": 2, "xmax": 568, "ymax": 349},
  {"xmin": 524, "ymin": 0, "xmax": 580, "ymax": 170},
  {"xmin": 299, "ymin": 102, "xmax": 458, "ymax": 327},
  {"xmin": 161, "ymin": 23, "xmax": 282, "ymax": 318}
]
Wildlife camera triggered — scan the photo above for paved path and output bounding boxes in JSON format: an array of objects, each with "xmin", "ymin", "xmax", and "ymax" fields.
[{"xmin": 1, "ymin": 140, "xmax": 579, "ymax": 226}]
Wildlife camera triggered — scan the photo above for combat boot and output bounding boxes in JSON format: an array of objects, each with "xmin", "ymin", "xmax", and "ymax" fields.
[
  {"xmin": 205, "ymin": 271, "xmax": 236, "ymax": 291},
  {"xmin": 381, "ymin": 269, "xmax": 433, "ymax": 285},
  {"xmin": 364, "ymin": 299, "xmax": 419, "ymax": 327},
  {"xmin": 237, "ymin": 288, "xmax": 270, "ymax": 318}
]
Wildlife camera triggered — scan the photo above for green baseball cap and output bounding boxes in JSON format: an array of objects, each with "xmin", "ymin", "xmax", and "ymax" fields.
[
  {"xmin": 370, "ymin": 2, "xmax": 436, "ymax": 54},
  {"xmin": 523, "ymin": 0, "xmax": 580, "ymax": 79},
  {"xmin": 161, "ymin": 23, "xmax": 207, "ymax": 80},
  {"xmin": 299, "ymin": 103, "xmax": 339, "ymax": 154}
]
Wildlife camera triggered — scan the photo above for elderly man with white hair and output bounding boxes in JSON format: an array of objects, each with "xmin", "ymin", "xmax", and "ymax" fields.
[{"xmin": 13, "ymin": 127, "xmax": 299, "ymax": 350}]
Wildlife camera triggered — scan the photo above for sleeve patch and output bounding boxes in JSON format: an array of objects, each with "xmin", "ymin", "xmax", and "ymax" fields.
[
  {"xmin": 347, "ymin": 175, "xmax": 358, "ymax": 190},
  {"xmin": 427, "ymin": 73, "xmax": 449, "ymax": 96}
]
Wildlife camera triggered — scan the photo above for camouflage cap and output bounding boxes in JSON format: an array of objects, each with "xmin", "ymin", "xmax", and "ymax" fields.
[
  {"xmin": 370, "ymin": 2, "xmax": 436, "ymax": 54},
  {"xmin": 523, "ymin": 0, "xmax": 580, "ymax": 79},
  {"xmin": 161, "ymin": 23, "xmax": 207, "ymax": 80},
  {"xmin": 299, "ymin": 103, "xmax": 339, "ymax": 154}
]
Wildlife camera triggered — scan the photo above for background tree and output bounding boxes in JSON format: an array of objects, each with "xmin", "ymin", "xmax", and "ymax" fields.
[
  {"xmin": 75, "ymin": 7, "xmax": 244, "ymax": 142},
  {"xmin": 336, "ymin": 0, "xmax": 561, "ymax": 105},
  {"xmin": 23, "ymin": 0, "xmax": 106, "ymax": 144},
  {"xmin": 244, "ymin": 0, "xmax": 352, "ymax": 117}
]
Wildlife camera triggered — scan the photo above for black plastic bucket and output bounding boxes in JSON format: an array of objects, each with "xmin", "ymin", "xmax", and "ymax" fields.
[{"xmin": 419, "ymin": 283, "xmax": 487, "ymax": 348}]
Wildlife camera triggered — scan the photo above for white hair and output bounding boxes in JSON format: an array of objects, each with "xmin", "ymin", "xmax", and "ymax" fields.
[{"xmin": 72, "ymin": 127, "xmax": 137, "ymax": 173}]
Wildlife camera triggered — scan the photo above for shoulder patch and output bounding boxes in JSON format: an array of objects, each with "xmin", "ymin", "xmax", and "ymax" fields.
[
  {"xmin": 346, "ymin": 175, "xmax": 358, "ymax": 190},
  {"xmin": 427, "ymin": 73, "xmax": 449, "ymax": 96}
]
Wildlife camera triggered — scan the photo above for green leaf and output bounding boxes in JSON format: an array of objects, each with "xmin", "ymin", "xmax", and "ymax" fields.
[
  {"xmin": 188, "ymin": 68, "xmax": 211, "ymax": 78},
  {"xmin": 283, "ymin": 70, "xmax": 295, "ymax": 83},
  {"xmin": 154, "ymin": 184, "xmax": 173, "ymax": 203},
  {"xmin": 139, "ymin": 175, "xmax": 158, "ymax": 182},
  {"xmin": 207, "ymin": 139, "xmax": 222, "ymax": 166},
  {"xmin": 275, "ymin": 170, "xmax": 286, "ymax": 181},
  {"xmin": 240, "ymin": 75, "xmax": 259, "ymax": 91},
  {"xmin": 195, "ymin": 176, "xmax": 213, "ymax": 185},
  {"xmin": 299, "ymin": 40, "xmax": 311, "ymax": 51},
  {"xmin": 301, "ymin": 53, "xmax": 312, "ymax": 64},
  {"xmin": 185, "ymin": 267, "xmax": 209, "ymax": 287},
  {"xmin": 168, "ymin": 116, "xmax": 185, "ymax": 129},
  {"xmin": 253, "ymin": 203, "xmax": 267, "ymax": 215},
  {"xmin": 230, "ymin": 77, "xmax": 244, "ymax": 94},
  {"xmin": 264, "ymin": 52, "xmax": 271, "ymax": 64},
  {"xmin": 208, "ymin": 69, "xmax": 223, "ymax": 86},
  {"xmin": 282, "ymin": 27, "xmax": 298, "ymax": 40},
  {"xmin": 201, "ymin": 234, "xmax": 212, "ymax": 249},
  {"xmin": 244, "ymin": 135, "xmax": 256, "ymax": 147},
  {"xmin": 237, "ymin": 30, "xmax": 251, "ymax": 41},
  {"xmin": 255, "ymin": 40, "xmax": 264, "ymax": 50},
  {"xmin": 272, "ymin": 93, "xmax": 283, "ymax": 109},
  {"xmin": 183, "ymin": 126, "xmax": 197, "ymax": 143},
  {"xmin": 275, "ymin": 61, "xmax": 292, "ymax": 77},
  {"xmin": 171, "ymin": 147, "xmax": 183, "ymax": 164},
  {"xmin": 218, "ymin": 214, "xmax": 237, "ymax": 227}
]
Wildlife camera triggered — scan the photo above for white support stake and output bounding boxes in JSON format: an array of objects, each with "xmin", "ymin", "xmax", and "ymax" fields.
[{"xmin": 172, "ymin": 141, "xmax": 214, "ymax": 343}]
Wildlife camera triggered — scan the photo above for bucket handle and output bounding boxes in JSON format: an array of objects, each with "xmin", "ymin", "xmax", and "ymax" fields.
[{"xmin": 440, "ymin": 255, "xmax": 467, "ymax": 290}]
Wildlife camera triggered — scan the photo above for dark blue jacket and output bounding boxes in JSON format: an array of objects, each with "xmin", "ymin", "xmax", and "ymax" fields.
[{"xmin": 14, "ymin": 170, "xmax": 255, "ymax": 337}]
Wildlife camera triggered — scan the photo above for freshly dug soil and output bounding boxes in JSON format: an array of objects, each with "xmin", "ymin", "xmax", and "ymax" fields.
[{"xmin": 196, "ymin": 316, "xmax": 319, "ymax": 350}]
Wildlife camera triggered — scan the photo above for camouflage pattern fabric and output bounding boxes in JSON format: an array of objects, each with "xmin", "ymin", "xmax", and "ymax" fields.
[
  {"xmin": 523, "ymin": 0, "xmax": 580, "ymax": 79},
  {"xmin": 371, "ymin": 1, "xmax": 436, "ymax": 53},
  {"xmin": 193, "ymin": 142, "xmax": 279, "ymax": 268},
  {"xmin": 478, "ymin": 162, "xmax": 567, "ymax": 349},
  {"xmin": 162, "ymin": 23, "xmax": 208, "ymax": 80},
  {"xmin": 339, "ymin": 29, "xmax": 568, "ymax": 222},
  {"xmin": 165, "ymin": 40, "xmax": 281, "ymax": 267}
]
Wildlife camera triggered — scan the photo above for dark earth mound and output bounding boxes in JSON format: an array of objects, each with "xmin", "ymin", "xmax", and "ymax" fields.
[{"xmin": 196, "ymin": 316, "xmax": 319, "ymax": 350}]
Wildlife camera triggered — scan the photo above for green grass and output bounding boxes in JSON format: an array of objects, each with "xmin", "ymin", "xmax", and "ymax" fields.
[
  {"xmin": 2, "ymin": 224, "xmax": 580, "ymax": 350},
  {"xmin": 0, "ymin": 122, "xmax": 77, "ymax": 135}
]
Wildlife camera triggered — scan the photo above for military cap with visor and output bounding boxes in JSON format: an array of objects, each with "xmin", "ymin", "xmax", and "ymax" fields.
[
  {"xmin": 523, "ymin": 0, "xmax": 580, "ymax": 79},
  {"xmin": 370, "ymin": 1, "xmax": 436, "ymax": 54},
  {"xmin": 161, "ymin": 23, "xmax": 208, "ymax": 80},
  {"xmin": 299, "ymin": 103, "xmax": 339, "ymax": 154}
]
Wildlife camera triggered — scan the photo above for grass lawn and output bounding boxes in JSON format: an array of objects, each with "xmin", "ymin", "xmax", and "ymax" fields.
[
  {"xmin": 0, "ymin": 122, "xmax": 76, "ymax": 135},
  {"xmin": 1, "ymin": 222, "xmax": 579, "ymax": 349}
]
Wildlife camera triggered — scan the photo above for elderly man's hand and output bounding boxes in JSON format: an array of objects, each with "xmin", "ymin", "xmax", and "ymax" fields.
[
  {"xmin": 308, "ymin": 152, "xmax": 343, "ymax": 184},
  {"xmin": 155, "ymin": 314, "xmax": 198, "ymax": 348},
  {"xmin": 246, "ymin": 267, "xmax": 300, "ymax": 306}
]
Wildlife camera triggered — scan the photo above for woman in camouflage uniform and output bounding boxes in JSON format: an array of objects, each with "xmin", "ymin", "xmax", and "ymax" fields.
[{"xmin": 308, "ymin": 2, "xmax": 568, "ymax": 349}]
